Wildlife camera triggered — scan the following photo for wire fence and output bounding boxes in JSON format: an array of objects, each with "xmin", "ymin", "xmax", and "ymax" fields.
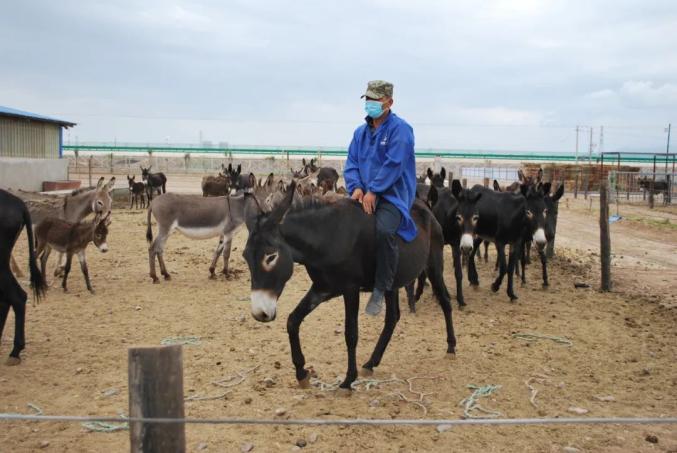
[
  {"xmin": 609, "ymin": 171, "xmax": 675, "ymax": 206},
  {"xmin": 1, "ymin": 413, "xmax": 676, "ymax": 428}
]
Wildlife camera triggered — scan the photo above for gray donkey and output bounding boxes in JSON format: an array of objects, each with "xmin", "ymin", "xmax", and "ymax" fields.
[
  {"xmin": 145, "ymin": 191, "xmax": 260, "ymax": 283},
  {"xmin": 14, "ymin": 177, "xmax": 115, "ymax": 277}
]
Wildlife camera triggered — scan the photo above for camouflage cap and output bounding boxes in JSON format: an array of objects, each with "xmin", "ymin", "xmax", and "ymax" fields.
[{"xmin": 360, "ymin": 80, "xmax": 394, "ymax": 99}]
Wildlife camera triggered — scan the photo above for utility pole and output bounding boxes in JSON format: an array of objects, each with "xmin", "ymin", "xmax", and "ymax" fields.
[
  {"xmin": 575, "ymin": 126, "xmax": 579, "ymax": 164},
  {"xmin": 666, "ymin": 123, "xmax": 671, "ymax": 173},
  {"xmin": 588, "ymin": 127, "xmax": 594, "ymax": 163},
  {"xmin": 599, "ymin": 126, "xmax": 604, "ymax": 155}
]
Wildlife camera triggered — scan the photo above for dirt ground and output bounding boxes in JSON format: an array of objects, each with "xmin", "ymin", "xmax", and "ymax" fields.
[{"xmin": 2, "ymin": 190, "xmax": 676, "ymax": 453}]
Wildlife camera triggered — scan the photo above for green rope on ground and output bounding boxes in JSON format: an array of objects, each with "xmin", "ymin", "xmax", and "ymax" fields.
[
  {"xmin": 82, "ymin": 421, "xmax": 129, "ymax": 432},
  {"xmin": 512, "ymin": 332, "xmax": 573, "ymax": 347},
  {"xmin": 160, "ymin": 336, "xmax": 201, "ymax": 346},
  {"xmin": 459, "ymin": 384, "xmax": 502, "ymax": 419},
  {"xmin": 82, "ymin": 413, "xmax": 128, "ymax": 433}
]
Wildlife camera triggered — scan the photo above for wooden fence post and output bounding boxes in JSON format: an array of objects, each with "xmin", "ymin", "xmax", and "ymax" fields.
[
  {"xmin": 128, "ymin": 345, "xmax": 186, "ymax": 453},
  {"xmin": 110, "ymin": 153, "xmax": 114, "ymax": 174},
  {"xmin": 462, "ymin": 178, "xmax": 467, "ymax": 189},
  {"xmin": 600, "ymin": 180, "xmax": 611, "ymax": 291},
  {"xmin": 483, "ymin": 177, "xmax": 490, "ymax": 188},
  {"xmin": 574, "ymin": 171, "xmax": 579, "ymax": 199},
  {"xmin": 447, "ymin": 171, "xmax": 453, "ymax": 188}
]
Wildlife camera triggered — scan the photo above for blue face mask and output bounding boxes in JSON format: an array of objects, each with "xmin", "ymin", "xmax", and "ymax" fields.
[{"xmin": 364, "ymin": 100, "xmax": 384, "ymax": 119}]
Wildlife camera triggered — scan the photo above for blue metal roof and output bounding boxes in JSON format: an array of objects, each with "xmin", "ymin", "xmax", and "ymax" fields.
[{"xmin": 0, "ymin": 105, "xmax": 76, "ymax": 127}]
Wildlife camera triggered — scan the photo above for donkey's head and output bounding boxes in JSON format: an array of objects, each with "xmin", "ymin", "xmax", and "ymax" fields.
[
  {"xmin": 140, "ymin": 166, "xmax": 151, "ymax": 181},
  {"xmin": 426, "ymin": 167, "xmax": 447, "ymax": 188},
  {"xmin": 543, "ymin": 182, "xmax": 564, "ymax": 243},
  {"xmin": 451, "ymin": 180, "xmax": 482, "ymax": 253},
  {"xmin": 243, "ymin": 181, "xmax": 297, "ymax": 322},
  {"xmin": 127, "ymin": 175, "xmax": 136, "ymax": 188},
  {"xmin": 92, "ymin": 212, "xmax": 112, "ymax": 253},
  {"xmin": 521, "ymin": 183, "xmax": 548, "ymax": 248},
  {"xmin": 93, "ymin": 177, "xmax": 115, "ymax": 215}
]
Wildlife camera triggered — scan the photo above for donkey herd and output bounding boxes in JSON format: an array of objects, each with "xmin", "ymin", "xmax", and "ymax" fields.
[{"xmin": 1, "ymin": 160, "xmax": 564, "ymax": 389}]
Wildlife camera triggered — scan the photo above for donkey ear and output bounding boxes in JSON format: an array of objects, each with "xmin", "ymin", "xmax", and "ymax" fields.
[
  {"xmin": 552, "ymin": 183, "xmax": 564, "ymax": 202},
  {"xmin": 269, "ymin": 181, "xmax": 296, "ymax": 225},
  {"xmin": 105, "ymin": 177, "xmax": 116, "ymax": 192},
  {"xmin": 537, "ymin": 168, "xmax": 543, "ymax": 183},
  {"xmin": 451, "ymin": 179, "xmax": 462, "ymax": 199},
  {"xmin": 96, "ymin": 177, "xmax": 105, "ymax": 189},
  {"xmin": 427, "ymin": 168, "xmax": 433, "ymax": 179},
  {"xmin": 427, "ymin": 184, "xmax": 438, "ymax": 206},
  {"xmin": 471, "ymin": 192, "xmax": 483, "ymax": 203},
  {"xmin": 104, "ymin": 211, "xmax": 112, "ymax": 225},
  {"xmin": 236, "ymin": 164, "xmax": 242, "ymax": 175},
  {"xmin": 248, "ymin": 173, "xmax": 257, "ymax": 187},
  {"xmin": 440, "ymin": 167, "xmax": 446, "ymax": 180},
  {"xmin": 266, "ymin": 173, "xmax": 274, "ymax": 187},
  {"xmin": 518, "ymin": 169, "xmax": 525, "ymax": 182},
  {"xmin": 493, "ymin": 180, "xmax": 501, "ymax": 191}
]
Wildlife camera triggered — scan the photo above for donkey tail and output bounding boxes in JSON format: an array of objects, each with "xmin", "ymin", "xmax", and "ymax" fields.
[
  {"xmin": 23, "ymin": 206, "xmax": 47, "ymax": 302},
  {"xmin": 146, "ymin": 204, "xmax": 154, "ymax": 243}
]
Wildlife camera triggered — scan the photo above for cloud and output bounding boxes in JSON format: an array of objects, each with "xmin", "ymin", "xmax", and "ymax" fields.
[{"xmin": 619, "ymin": 81, "xmax": 677, "ymax": 108}]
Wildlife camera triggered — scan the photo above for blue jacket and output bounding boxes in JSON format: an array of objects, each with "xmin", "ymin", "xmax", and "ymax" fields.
[{"xmin": 344, "ymin": 111, "xmax": 418, "ymax": 242}]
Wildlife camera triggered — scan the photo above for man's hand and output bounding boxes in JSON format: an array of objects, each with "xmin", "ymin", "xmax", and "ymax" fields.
[
  {"xmin": 351, "ymin": 188, "xmax": 364, "ymax": 202},
  {"xmin": 362, "ymin": 191, "xmax": 377, "ymax": 214}
]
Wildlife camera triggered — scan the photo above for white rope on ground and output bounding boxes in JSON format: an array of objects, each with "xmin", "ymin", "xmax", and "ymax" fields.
[
  {"xmin": 1, "ymin": 414, "xmax": 676, "ymax": 427},
  {"xmin": 0, "ymin": 403, "xmax": 43, "ymax": 417},
  {"xmin": 160, "ymin": 336, "xmax": 201, "ymax": 346},
  {"xmin": 512, "ymin": 332, "xmax": 573, "ymax": 347}
]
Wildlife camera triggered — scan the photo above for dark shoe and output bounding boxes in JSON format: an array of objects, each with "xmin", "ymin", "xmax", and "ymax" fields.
[{"xmin": 365, "ymin": 288, "xmax": 385, "ymax": 316}]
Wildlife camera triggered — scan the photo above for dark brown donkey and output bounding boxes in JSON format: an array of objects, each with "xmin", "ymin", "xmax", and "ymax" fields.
[{"xmin": 35, "ymin": 213, "xmax": 112, "ymax": 294}]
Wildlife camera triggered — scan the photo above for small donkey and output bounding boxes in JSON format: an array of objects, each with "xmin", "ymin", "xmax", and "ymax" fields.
[
  {"xmin": 35, "ymin": 212, "xmax": 112, "ymax": 294},
  {"xmin": 127, "ymin": 175, "xmax": 146, "ymax": 209}
]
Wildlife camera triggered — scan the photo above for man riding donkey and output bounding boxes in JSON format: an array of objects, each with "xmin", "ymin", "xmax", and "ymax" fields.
[{"xmin": 344, "ymin": 80, "xmax": 417, "ymax": 316}]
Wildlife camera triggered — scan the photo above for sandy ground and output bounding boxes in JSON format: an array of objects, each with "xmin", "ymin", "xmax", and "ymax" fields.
[{"xmin": 2, "ymin": 190, "xmax": 676, "ymax": 452}]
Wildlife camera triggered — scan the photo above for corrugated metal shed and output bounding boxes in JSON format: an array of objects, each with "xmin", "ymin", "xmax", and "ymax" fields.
[{"xmin": 0, "ymin": 105, "xmax": 76, "ymax": 159}]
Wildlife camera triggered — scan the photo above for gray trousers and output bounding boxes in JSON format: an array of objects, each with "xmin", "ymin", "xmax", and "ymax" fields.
[{"xmin": 374, "ymin": 201, "xmax": 402, "ymax": 292}]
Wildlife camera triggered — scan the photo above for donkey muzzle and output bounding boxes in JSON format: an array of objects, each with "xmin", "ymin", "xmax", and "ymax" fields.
[
  {"xmin": 460, "ymin": 233, "xmax": 474, "ymax": 252},
  {"xmin": 533, "ymin": 228, "xmax": 546, "ymax": 247},
  {"xmin": 251, "ymin": 290, "xmax": 277, "ymax": 322}
]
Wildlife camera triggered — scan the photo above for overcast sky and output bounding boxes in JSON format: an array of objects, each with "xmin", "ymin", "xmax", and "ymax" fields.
[{"xmin": 1, "ymin": 0, "xmax": 675, "ymax": 152}]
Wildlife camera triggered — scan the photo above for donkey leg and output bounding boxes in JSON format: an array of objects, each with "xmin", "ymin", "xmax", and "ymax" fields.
[
  {"xmin": 149, "ymin": 228, "xmax": 171, "ymax": 282},
  {"xmin": 506, "ymin": 242, "xmax": 520, "ymax": 301},
  {"xmin": 287, "ymin": 285, "xmax": 333, "ymax": 387},
  {"xmin": 483, "ymin": 241, "xmax": 489, "ymax": 263},
  {"xmin": 361, "ymin": 290, "xmax": 399, "ymax": 376},
  {"xmin": 209, "ymin": 235, "xmax": 226, "ymax": 278},
  {"xmin": 451, "ymin": 244, "xmax": 465, "ymax": 308},
  {"xmin": 520, "ymin": 243, "xmax": 527, "ymax": 285},
  {"xmin": 1, "ymin": 272, "xmax": 28, "ymax": 364},
  {"xmin": 54, "ymin": 252, "xmax": 65, "ymax": 277},
  {"xmin": 427, "ymin": 264, "xmax": 457, "ymax": 355},
  {"xmin": 77, "ymin": 251, "xmax": 94, "ymax": 293},
  {"xmin": 0, "ymin": 302, "xmax": 9, "ymax": 355},
  {"xmin": 61, "ymin": 253, "xmax": 73, "ymax": 292},
  {"xmin": 414, "ymin": 271, "xmax": 426, "ymax": 302},
  {"xmin": 340, "ymin": 287, "xmax": 360, "ymax": 389},
  {"xmin": 468, "ymin": 238, "xmax": 481, "ymax": 286},
  {"xmin": 221, "ymin": 234, "xmax": 234, "ymax": 276},
  {"xmin": 405, "ymin": 281, "xmax": 415, "ymax": 313},
  {"xmin": 539, "ymin": 247, "xmax": 549, "ymax": 288},
  {"xmin": 491, "ymin": 242, "xmax": 507, "ymax": 293}
]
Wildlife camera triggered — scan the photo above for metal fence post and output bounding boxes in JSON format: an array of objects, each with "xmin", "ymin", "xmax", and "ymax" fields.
[{"xmin": 600, "ymin": 180, "xmax": 611, "ymax": 291}]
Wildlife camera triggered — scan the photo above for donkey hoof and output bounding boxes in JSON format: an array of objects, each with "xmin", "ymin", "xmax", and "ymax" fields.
[
  {"xmin": 446, "ymin": 352, "xmax": 457, "ymax": 360},
  {"xmin": 5, "ymin": 356, "xmax": 21, "ymax": 366},
  {"xmin": 509, "ymin": 295, "xmax": 519, "ymax": 302},
  {"xmin": 89, "ymin": 289, "xmax": 96, "ymax": 295},
  {"xmin": 208, "ymin": 273, "xmax": 217, "ymax": 280},
  {"xmin": 491, "ymin": 283, "xmax": 500, "ymax": 293},
  {"xmin": 298, "ymin": 375, "xmax": 312, "ymax": 389},
  {"xmin": 152, "ymin": 279, "xmax": 160, "ymax": 284},
  {"xmin": 470, "ymin": 284, "xmax": 479, "ymax": 291},
  {"xmin": 360, "ymin": 367, "xmax": 374, "ymax": 377},
  {"xmin": 336, "ymin": 387, "xmax": 353, "ymax": 397},
  {"xmin": 542, "ymin": 283, "xmax": 549, "ymax": 289},
  {"xmin": 163, "ymin": 274, "xmax": 171, "ymax": 281}
]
